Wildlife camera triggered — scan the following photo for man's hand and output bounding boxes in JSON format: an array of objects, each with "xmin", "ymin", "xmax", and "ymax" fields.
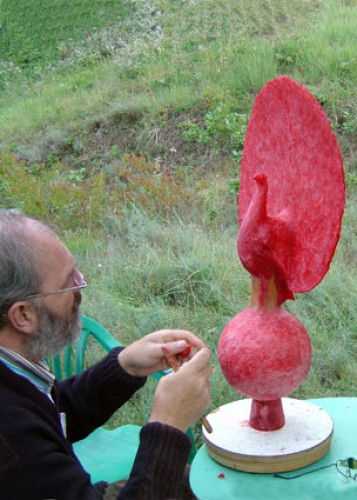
[
  {"xmin": 118, "ymin": 329, "xmax": 205, "ymax": 377},
  {"xmin": 149, "ymin": 347, "xmax": 213, "ymax": 432}
]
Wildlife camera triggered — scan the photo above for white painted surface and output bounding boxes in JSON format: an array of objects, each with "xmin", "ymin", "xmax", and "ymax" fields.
[{"xmin": 204, "ymin": 398, "xmax": 333, "ymax": 457}]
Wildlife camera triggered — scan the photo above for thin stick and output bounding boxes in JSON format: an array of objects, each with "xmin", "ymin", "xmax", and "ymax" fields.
[{"xmin": 161, "ymin": 346, "xmax": 213, "ymax": 434}]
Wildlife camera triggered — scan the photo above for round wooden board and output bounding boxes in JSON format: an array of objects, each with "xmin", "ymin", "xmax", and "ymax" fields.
[{"xmin": 203, "ymin": 398, "xmax": 333, "ymax": 473}]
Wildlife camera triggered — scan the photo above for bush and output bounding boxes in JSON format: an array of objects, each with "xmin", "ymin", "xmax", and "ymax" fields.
[{"xmin": 0, "ymin": 150, "xmax": 107, "ymax": 230}]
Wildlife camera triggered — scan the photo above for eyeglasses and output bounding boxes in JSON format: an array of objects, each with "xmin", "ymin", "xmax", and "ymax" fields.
[{"xmin": 24, "ymin": 269, "xmax": 88, "ymax": 300}]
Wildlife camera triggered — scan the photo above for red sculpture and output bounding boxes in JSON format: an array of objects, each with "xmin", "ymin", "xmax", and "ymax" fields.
[{"xmin": 218, "ymin": 76, "xmax": 345, "ymax": 431}]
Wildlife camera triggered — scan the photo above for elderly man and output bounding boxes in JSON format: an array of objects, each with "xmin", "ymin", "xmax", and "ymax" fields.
[{"xmin": 0, "ymin": 209, "xmax": 212, "ymax": 499}]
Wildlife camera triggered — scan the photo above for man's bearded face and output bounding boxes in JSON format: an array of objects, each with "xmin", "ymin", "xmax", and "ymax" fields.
[{"xmin": 26, "ymin": 292, "xmax": 82, "ymax": 360}]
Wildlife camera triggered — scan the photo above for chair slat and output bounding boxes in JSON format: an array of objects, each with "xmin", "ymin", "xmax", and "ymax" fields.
[
  {"xmin": 64, "ymin": 344, "xmax": 73, "ymax": 379},
  {"xmin": 75, "ymin": 330, "xmax": 90, "ymax": 374}
]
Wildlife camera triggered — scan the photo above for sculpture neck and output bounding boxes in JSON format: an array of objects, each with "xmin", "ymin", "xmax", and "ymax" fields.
[{"xmin": 250, "ymin": 276, "xmax": 278, "ymax": 310}]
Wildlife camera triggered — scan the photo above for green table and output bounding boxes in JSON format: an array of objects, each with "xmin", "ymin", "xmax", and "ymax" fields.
[{"xmin": 190, "ymin": 398, "xmax": 357, "ymax": 500}]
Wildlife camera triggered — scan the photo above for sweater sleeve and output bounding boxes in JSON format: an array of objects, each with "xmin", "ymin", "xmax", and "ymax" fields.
[
  {"xmin": 57, "ymin": 347, "xmax": 147, "ymax": 442},
  {"xmin": 0, "ymin": 361, "xmax": 193, "ymax": 500},
  {"xmin": 118, "ymin": 422, "xmax": 192, "ymax": 500}
]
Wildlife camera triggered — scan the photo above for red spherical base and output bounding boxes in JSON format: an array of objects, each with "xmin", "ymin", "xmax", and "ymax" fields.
[{"xmin": 218, "ymin": 306, "xmax": 311, "ymax": 430}]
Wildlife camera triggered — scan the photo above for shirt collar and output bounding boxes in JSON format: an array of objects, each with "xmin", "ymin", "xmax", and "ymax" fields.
[{"xmin": 0, "ymin": 346, "xmax": 55, "ymax": 395}]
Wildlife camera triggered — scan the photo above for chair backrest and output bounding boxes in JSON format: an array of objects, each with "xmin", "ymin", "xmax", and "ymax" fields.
[
  {"xmin": 47, "ymin": 315, "xmax": 121, "ymax": 380},
  {"xmin": 48, "ymin": 315, "xmax": 169, "ymax": 381},
  {"xmin": 47, "ymin": 314, "xmax": 196, "ymax": 462}
]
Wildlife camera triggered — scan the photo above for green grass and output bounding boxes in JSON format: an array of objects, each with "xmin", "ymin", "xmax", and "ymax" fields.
[
  {"xmin": 1, "ymin": 0, "xmax": 355, "ymax": 148},
  {"xmin": 0, "ymin": 0, "xmax": 356, "ymax": 436},
  {"xmin": 0, "ymin": 0, "xmax": 132, "ymax": 69}
]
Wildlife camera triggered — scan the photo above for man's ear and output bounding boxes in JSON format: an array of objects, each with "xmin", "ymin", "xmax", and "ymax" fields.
[{"xmin": 6, "ymin": 301, "xmax": 38, "ymax": 334}]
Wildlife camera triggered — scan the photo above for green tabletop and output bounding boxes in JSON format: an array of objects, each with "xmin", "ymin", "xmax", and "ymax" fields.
[{"xmin": 190, "ymin": 398, "xmax": 357, "ymax": 500}]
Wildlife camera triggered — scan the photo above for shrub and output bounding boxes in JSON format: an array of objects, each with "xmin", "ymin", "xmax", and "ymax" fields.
[
  {"xmin": 180, "ymin": 102, "xmax": 247, "ymax": 162},
  {"xmin": 0, "ymin": 150, "xmax": 107, "ymax": 230},
  {"xmin": 109, "ymin": 154, "xmax": 195, "ymax": 218}
]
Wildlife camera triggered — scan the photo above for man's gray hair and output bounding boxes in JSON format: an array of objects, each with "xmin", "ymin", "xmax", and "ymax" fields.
[{"xmin": 0, "ymin": 209, "xmax": 45, "ymax": 328}]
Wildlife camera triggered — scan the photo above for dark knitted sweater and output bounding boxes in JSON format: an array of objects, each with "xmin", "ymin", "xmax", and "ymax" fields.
[{"xmin": 0, "ymin": 347, "xmax": 191, "ymax": 499}]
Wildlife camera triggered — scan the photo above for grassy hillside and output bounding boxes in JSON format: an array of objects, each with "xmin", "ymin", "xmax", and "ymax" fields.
[
  {"xmin": 1, "ymin": 1, "xmax": 355, "ymax": 154},
  {"xmin": 0, "ymin": 0, "xmax": 132, "ymax": 69},
  {"xmin": 0, "ymin": 0, "xmax": 356, "ymax": 434}
]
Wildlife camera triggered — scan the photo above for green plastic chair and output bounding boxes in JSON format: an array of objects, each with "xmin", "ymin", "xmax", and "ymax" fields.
[{"xmin": 48, "ymin": 315, "xmax": 196, "ymax": 483}]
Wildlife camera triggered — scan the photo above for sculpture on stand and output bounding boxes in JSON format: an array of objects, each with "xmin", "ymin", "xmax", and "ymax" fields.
[{"xmin": 205, "ymin": 76, "xmax": 345, "ymax": 473}]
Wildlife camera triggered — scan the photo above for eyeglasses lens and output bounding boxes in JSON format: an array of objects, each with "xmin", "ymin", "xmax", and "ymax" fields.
[{"xmin": 74, "ymin": 270, "xmax": 87, "ymax": 288}]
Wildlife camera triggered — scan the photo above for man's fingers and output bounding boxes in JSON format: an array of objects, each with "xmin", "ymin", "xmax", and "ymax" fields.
[
  {"xmin": 159, "ymin": 330, "xmax": 206, "ymax": 350},
  {"xmin": 184, "ymin": 347, "xmax": 212, "ymax": 372}
]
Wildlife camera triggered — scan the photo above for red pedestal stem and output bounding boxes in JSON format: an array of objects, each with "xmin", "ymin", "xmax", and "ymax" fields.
[
  {"xmin": 218, "ymin": 276, "xmax": 312, "ymax": 432},
  {"xmin": 249, "ymin": 398, "xmax": 285, "ymax": 431}
]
